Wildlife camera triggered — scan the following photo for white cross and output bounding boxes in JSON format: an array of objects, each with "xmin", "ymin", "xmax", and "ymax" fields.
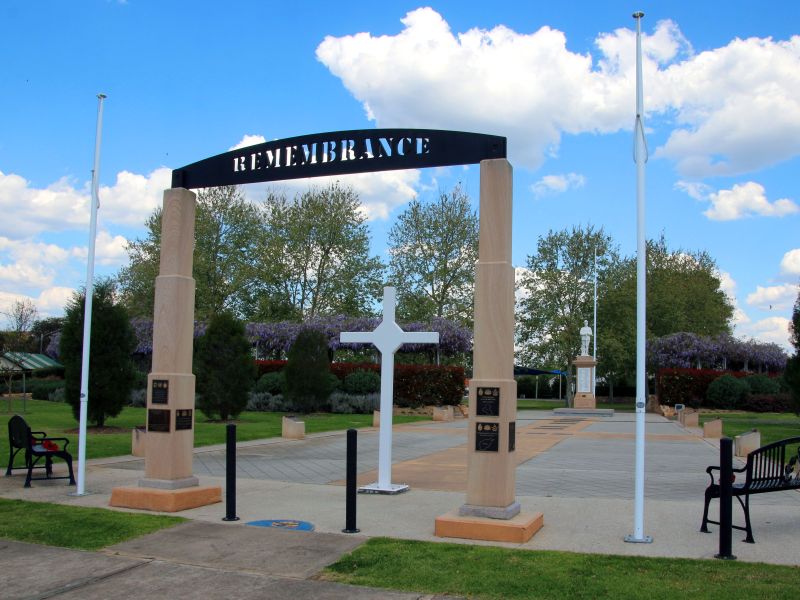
[{"xmin": 340, "ymin": 287, "xmax": 439, "ymax": 493}]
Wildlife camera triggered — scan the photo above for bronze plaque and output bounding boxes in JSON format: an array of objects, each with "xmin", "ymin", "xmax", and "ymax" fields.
[
  {"xmin": 175, "ymin": 409, "xmax": 193, "ymax": 431},
  {"xmin": 475, "ymin": 422, "xmax": 499, "ymax": 452},
  {"xmin": 509, "ymin": 421, "xmax": 516, "ymax": 452},
  {"xmin": 476, "ymin": 387, "xmax": 500, "ymax": 416},
  {"xmin": 148, "ymin": 409, "xmax": 170, "ymax": 432},
  {"xmin": 151, "ymin": 379, "xmax": 169, "ymax": 405}
]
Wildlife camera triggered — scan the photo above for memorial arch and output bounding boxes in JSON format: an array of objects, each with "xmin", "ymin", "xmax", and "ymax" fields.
[{"xmin": 111, "ymin": 128, "xmax": 541, "ymax": 542}]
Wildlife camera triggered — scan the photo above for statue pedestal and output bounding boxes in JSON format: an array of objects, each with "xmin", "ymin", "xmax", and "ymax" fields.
[{"xmin": 573, "ymin": 355, "xmax": 596, "ymax": 409}]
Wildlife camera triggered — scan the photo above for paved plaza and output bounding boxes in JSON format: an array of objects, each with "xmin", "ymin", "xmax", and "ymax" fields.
[{"xmin": 2, "ymin": 410, "xmax": 799, "ymax": 599}]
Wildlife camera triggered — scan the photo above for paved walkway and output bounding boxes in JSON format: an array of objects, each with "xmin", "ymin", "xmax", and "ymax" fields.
[{"xmin": 2, "ymin": 411, "xmax": 799, "ymax": 599}]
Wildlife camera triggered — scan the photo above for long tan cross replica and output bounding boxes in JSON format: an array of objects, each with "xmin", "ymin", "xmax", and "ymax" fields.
[{"xmin": 340, "ymin": 286, "xmax": 439, "ymax": 493}]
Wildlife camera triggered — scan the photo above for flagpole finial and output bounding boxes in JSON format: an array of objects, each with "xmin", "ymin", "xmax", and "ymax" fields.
[{"xmin": 632, "ymin": 11, "xmax": 644, "ymax": 19}]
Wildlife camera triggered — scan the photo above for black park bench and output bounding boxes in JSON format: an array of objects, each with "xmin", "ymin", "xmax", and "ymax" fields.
[
  {"xmin": 5, "ymin": 415, "xmax": 76, "ymax": 488},
  {"xmin": 701, "ymin": 436, "xmax": 800, "ymax": 543}
]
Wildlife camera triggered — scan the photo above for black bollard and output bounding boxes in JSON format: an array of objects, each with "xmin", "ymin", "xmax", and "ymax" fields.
[
  {"xmin": 714, "ymin": 437, "xmax": 735, "ymax": 560},
  {"xmin": 222, "ymin": 423, "xmax": 240, "ymax": 522},
  {"xmin": 342, "ymin": 428, "xmax": 360, "ymax": 533}
]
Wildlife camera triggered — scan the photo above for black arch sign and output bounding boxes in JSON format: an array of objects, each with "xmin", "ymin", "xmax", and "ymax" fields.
[{"xmin": 171, "ymin": 129, "xmax": 506, "ymax": 189}]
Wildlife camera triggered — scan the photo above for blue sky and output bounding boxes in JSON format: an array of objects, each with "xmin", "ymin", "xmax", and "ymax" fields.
[{"xmin": 1, "ymin": 1, "xmax": 798, "ymax": 349}]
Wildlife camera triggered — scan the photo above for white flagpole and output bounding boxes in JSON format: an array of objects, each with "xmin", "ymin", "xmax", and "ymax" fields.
[
  {"xmin": 593, "ymin": 246, "xmax": 597, "ymax": 397},
  {"xmin": 625, "ymin": 12, "xmax": 652, "ymax": 544},
  {"xmin": 75, "ymin": 93, "xmax": 106, "ymax": 496}
]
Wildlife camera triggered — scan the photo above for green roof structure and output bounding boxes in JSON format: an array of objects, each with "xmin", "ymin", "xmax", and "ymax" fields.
[{"xmin": 0, "ymin": 352, "xmax": 63, "ymax": 372}]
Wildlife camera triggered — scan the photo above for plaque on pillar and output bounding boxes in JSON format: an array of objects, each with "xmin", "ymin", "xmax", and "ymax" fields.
[
  {"xmin": 475, "ymin": 422, "xmax": 499, "ymax": 452},
  {"xmin": 148, "ymin": 409, "xmax": 170, "ymax": 432},
  {"xmin": 151, "ymin": 379, "xmax": 169, "ymax": 404},
  {"xmin": 476, "ymin": 387, "xmax": 500, "ymax": 416},
  {"xmin": 509, "ymin": 422, "xmax": 516, "ymax": 452},
  {"xmin": 175, "ymin": 409, "xmax": 193, "ymax": 430}
]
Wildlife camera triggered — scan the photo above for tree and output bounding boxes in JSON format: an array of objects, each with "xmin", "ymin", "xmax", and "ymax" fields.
[
  {"xmin": 516, "ymin": 225, "xmax": 616, "ymax": 373},
  {"xmin": 598, "ymin": 235, "xmax": 734, "ymax": 394},
  {"xmin": 254, "ymin": 183, "xmax": 385, "ymax": 320},
  {"xmin": 284, "ymin": 327, "xmax": 334, "ymax": 413},
  {"xmin": 2, "ymin": 298, "xmax": 39, "ymax": 351},
  {"xmin": 785, "ymin": 286, "xmax": 800, "ymax": 412},
  {"xmin": 193, "ymin": 186, "xmax": 263, "ymax": 319},
  {"xmin": 30, "ymin": 316, "xmax": 65, "ymax": 355},
  {"xmin": 117, "ymin": 185, "xmax": 263, "ymax": 320},
  {"xmin": 194, "ymin": 312, "xmax": 255, "ymax": 420},
  {"xmin": 117, "ymin": 209, "xmax": 163, "ymax": 318},
  {"xmin": 387, "ymin": 185, "xmax": 478, "ymax": 325},
  {"xmin": 60, "ymin": 279, "xmax": 137, "ymax": 427}
]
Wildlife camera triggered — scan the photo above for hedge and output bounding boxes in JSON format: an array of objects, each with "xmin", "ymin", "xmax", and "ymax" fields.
[
  {"xmin": 253, "ymin": 360, "xmax": 464, "ymax": 408},
  {"xmin": 739, "ymin": 393, "xmax": 794, "ymax": 413},
  {"xmin": 657, "ymin": 368, "xmax": 748, "ymax": 407},
  {"xmin": 255, "ymin": 360, "xmax": 289, "ymax": 377}
]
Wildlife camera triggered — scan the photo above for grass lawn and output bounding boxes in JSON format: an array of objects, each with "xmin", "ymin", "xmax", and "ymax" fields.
[
  {"xmin": 0, "ymin": 498, "xmax": 184, "ymax": 550},
  {"xmin": 1, "ymin": 397, "xmax": 428, "ymax": 467},
  {"xmin": 700, "ymin": 411, "xmax": 800, "ymax": 457},
  {"xmin": 324, "ymin": 537, "xmax": 800, "ymax": 600}
]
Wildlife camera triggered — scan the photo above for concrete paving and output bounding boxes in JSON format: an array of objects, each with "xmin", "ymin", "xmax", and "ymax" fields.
[{"xmin": 2, "ymin": 410, "xmax": 799, "ymax": 599}]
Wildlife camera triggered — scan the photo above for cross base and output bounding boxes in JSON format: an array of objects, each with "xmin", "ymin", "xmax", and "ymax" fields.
[{"xmin": 358, "ymin": 482, "xmax": 410, "ymax": 495}]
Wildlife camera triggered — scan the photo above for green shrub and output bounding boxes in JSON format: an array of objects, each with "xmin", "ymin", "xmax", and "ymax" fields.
[
  {"xmin": 344, "ymin": 370, "xmax": 381, "ymax": 394},
  {"xmin": 60, "ymin": 279, "xmax": 137, "ymax": 427},
  {"xmin": 285, "ymin": 328, "xmax": 334, "ymax": 414},
  {"xmin": 246, "ymin": 392, "xmax": 295, "ymax": 412},
  {"xmin": 29, "ymin": 380, "xmax": 64, "ymax": 400},
  {"xmin": 744, "ymin": 374, "xmax": 781, "ymax": 395},
  {"xmin": 254, "ymin": 371, "xmax": 286, "ymax": 395},
  {"xmin": 329, "ymin": 391, "xmax": 380, "ymax": 414},
  {"xmin": 128, "ymin": 389, "xmax": 146, "ymax": 407},
  {"xmin": 706, "ymin": 374, "xmax": 750, "ymax": 409},
  {"xmin": 658, "ymin": 368, "xmax": 747, "ymax": 407},
  {"xmin": 48, "ymin": 387, "xmax": 65, "ymax": 403},
  {"xmin": 32, "ymin": 366, "xmax": 64, "ymax": 378},
  {"xmin": 516, "ymin": 376, "xmax": 536, "ymax": 398},
  {"xmin": 195, "ymin": 312, "xmax": 256, "ymax": 420}
]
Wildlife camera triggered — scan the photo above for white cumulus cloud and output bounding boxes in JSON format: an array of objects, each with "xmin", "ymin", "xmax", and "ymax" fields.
[
  {"xmin": 0, "ymin": 168, "xmax": 171, "ymax": 236},
  {"xmin": 741, "ymin": 316, "xmax": 793, "ymax": 349},
  {"xmin": 317, "ymin": 8, "xmax": 800, "ymax": 177},
  {"xmin": 229, "ymin": 134, "xmax": 267, "ymax": 151},
  {"xmin": 746, "ymin": 283, "xmax": 799, "ymax": 311},
  {"xmin": 532, "ymin": 173, "xmax": 586, "ymax": 197},
  {"xmin": 702, "ymin": 182, "xmax": 798, "ymax": 220},
  {"xmin": 780, "ymin": 248, "xmax": 800, "ymax": 276}
]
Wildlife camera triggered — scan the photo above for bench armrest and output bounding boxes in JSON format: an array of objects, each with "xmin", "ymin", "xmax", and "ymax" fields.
[
  {"xmin": 705, "ymin": 464, "xmax": 746, "ymax": 485},
  {"xmin": 42, "ymin": 436, "xmax": 70, "ymax": 449}
]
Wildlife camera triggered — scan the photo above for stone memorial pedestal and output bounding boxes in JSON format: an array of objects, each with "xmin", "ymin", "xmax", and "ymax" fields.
[
  {"xmin": 435, "ymin": 159, "xmax": 542, "ymax": 543},
  {"xmin": 111, "ymin": 189, "xmax": 220, "ymax": 513},
  {"xmin": 572, "ymin": 355, "xmax": 597, "ymax": 409}
]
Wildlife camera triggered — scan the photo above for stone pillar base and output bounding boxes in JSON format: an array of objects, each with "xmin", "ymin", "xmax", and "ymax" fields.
[
  {"xmin": 435, "ymin": 510, "xmax": 543, "ymax": 543},
  {"xmin": 459, "ymin": 501, "xmax": 520, "ymax": 520},
  {"xmin": 110, "ymin": 485, "xmax": 221, "ymax": 513}
]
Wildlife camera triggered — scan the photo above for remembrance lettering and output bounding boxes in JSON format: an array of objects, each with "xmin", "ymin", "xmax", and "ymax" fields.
[{"xmin": 233, "ymin": 135, "xmax": 431, "ymax": 174}]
